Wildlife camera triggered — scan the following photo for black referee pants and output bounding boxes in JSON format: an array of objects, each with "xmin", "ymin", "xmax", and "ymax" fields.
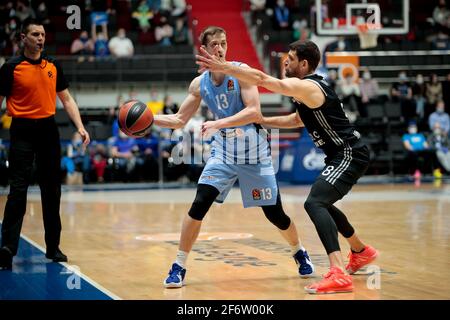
[{"xmin": 1, "ymin": 116, "xmax": 62, "ymax": 256}]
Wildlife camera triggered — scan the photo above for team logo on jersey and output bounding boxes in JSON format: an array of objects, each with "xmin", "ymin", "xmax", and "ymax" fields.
[
  {"xmin": 227, "ymin": 79, "xmax": 235, "ymax": 92},
  {"xmin": 48, "ymin": 71, "xmax": 53, "ymax": 78},
  {"xmin": 252, "ymin": 189, "xmax": 261, "ymax": 200}
]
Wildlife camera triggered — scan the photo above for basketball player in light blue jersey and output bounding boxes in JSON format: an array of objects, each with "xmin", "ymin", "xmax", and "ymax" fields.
[{"xmin": 152, "ymin": 26, "xmax": 314, "ymax": 288}]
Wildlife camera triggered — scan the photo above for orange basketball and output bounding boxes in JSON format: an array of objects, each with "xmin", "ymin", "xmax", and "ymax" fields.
[{"xmin": 118, "ymin": 100, "xmax": 154, "ymax": 137}]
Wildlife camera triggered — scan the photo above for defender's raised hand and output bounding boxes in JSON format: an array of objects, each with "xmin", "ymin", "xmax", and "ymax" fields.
[{"xmin": 196, "ymin": 46, "xmax": 227, "ymax": 73}]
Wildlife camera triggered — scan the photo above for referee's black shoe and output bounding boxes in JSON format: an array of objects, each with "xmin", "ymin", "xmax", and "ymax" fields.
[
  {"xmin": 0, "ymin": 246, "xmax": 13, "ymax": 270},
  {"xmin": 46, "ymin": 248, "xmax": 68, "ymax": 262}
]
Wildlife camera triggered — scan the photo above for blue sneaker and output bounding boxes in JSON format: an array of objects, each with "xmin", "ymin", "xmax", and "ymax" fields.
[
  {"xmin": 293, "ymin": 249, "xmax": 315, "ymax": 278},
  {"xmin": 164, "ymin": 263, "xmax": 186, "ymax": 288}
]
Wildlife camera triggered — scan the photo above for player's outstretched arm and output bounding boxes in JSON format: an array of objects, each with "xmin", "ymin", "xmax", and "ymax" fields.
[
  {"xmin": 201, "ymin": 77, "xmax": 263, "ymax": 135},
  {"xmin": 203, "ymin": 71, "xmax": 262, "ymax": 131},
  {"xmin": 196, "ymin": 47, "xmax": 324, "ymax": 108},
  {"xmin": 260, "ymin": 112, "xmax": 304, "ymax": 129},
  {"xmin": 153, "ymin": 76, "xmax": 202, "ymax": 129}
]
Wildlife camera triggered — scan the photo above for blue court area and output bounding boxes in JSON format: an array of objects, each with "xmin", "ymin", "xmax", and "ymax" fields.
[{"xmin": 0, "ymin": 226, "xmax": 114, "ymax": 300}]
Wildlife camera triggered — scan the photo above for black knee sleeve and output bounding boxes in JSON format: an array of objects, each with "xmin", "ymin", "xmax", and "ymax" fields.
[
  {"xmin": 188, "ymin": 184, "xmax": 220, "ymax": 221},
  {"xmin": 304, "ymin": 180, "xmax": 343, "ymax": 254},
  {"xmin": 304, "ymin": 197, "xmax": 332, "ymax": 228},
  {"xmin": 304, "ymin": 198, "xmax": 319, "ymax": 216},
  {"xmin": 328, "ymin": 205, "xmax": 355, "ymax": 238},
  {"xmin": 261, "ymin": 194, "xmax": 291, "ymax": 230}
]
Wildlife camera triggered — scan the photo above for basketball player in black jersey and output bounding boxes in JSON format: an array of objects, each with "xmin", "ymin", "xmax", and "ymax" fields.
[{"xmin": 197, "ymin": 40, "xmax": 379, "ymax": 294}]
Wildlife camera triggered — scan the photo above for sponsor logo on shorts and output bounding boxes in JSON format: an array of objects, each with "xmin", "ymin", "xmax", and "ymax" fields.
[
  {"xmin": 252, "ymin": 189, "xmax": 261, "ymax": 200},
  {"xmin": 204, "ymin": 175, "xmax": 215, "ymax": 180},
  {"xmin": 220, "ymin": 128, "xmax": 243, "ymax": 138}
]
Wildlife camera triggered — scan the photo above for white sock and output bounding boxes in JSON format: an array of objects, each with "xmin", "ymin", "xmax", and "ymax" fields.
[
  {"xmin": 290, "ymin": 243, "xmax": 305, "ymax": 256},
  {"xmin": 175, "ymin": 250, "xmax": 188, "ymax": 268}
]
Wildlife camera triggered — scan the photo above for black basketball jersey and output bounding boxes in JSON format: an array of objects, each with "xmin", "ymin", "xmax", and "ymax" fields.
[{"xmin": 292, "ymin": 74, "xmax": 364, "ymax": 156}]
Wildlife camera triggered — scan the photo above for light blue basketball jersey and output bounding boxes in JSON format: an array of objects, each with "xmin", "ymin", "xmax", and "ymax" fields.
[
  {"xmin": 200, "ymin": 62, "xmax": 246, "ymax": 120},
  {"xmin": 199, "ymin": 62, "xmax": 271, "ymax": 165}
]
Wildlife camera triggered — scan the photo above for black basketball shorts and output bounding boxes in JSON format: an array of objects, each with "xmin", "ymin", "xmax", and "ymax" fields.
[{"xmin": 317, "ymin": 145, "xmax": 370, "ymax": 197}]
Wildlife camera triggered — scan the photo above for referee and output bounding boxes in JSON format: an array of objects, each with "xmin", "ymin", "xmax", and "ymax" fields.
[{"xmin": 0, "ymin": 19, "xmax": 90, "ymax": 270}]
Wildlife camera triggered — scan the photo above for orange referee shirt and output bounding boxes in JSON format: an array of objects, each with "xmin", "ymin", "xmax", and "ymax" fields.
[{"xmin": 0, "ymin": 53, "xmax": 69, "ymax": 119}]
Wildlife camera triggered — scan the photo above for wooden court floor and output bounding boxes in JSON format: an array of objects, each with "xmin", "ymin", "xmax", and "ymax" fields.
[{"xmin": 1, "ymin": 182, "xmax": 449, "ymax": 300}]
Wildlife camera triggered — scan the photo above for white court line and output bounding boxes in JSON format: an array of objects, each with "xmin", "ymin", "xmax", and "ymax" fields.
[{"xmin": 19, "ymin": 233, "xmax": 122, "ymax": 300}]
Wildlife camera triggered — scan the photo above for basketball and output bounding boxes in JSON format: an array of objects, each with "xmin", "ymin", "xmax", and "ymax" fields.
[{"xmin": 118, "ymin": 100, "xmax": 154, "ymax": 137}]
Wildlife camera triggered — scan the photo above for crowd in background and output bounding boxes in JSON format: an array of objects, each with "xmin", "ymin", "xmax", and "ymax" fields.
[
  {"xmin": 0, "ymin": 0, "xmax": 190, "ymax": 60},
  {"xmin": 324, "ymin": 68, "xmax": 450, "ymax": 178},
  {"xmin": 249, "ymin": 0, "xmax": 450, "ymax": 49},
  {"xmin": 334, "ymin": 69, "xmax": 450, "ymax": 179}
]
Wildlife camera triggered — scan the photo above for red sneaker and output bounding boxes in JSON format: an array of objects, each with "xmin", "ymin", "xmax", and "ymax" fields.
[
  {"xmin": 304, "ymin": 266, "xmax": 353, "ymax": 294},
  {"xmin": 346, "ymin": 245, "xmax": 379, "ymax": 274}
]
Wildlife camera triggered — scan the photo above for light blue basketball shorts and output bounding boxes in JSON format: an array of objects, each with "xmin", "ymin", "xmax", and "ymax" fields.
[{"xmin": 198, "ymin": 158, "xmax": 278, "ymax": 208}]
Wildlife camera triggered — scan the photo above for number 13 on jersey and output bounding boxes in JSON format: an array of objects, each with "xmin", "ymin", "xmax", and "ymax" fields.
[{"xmin": 215, "ymin": 94, "xmax": 229, "ymax": 110}]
